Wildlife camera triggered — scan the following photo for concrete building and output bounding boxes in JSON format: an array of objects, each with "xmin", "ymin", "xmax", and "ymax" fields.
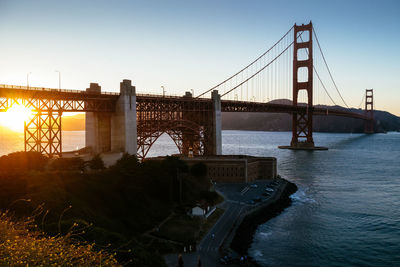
[
  {"xmin": 192, "ymin": 206, "xmax": 207, "ymax": 216},
  {"xmin": 150, "ymin": 155, "xmax": 277, "ymax": 183},
  {"xmin": 183, "ymin": 155, "xmax": 277, "ymax": 183}
]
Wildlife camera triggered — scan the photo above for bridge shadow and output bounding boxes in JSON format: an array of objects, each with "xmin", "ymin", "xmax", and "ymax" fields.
[{"xmin": 327, "ymin": 133, "xmax": 375, "ymax": 149}]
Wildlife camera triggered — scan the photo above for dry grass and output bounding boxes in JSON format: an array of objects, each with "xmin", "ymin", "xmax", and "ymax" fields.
[{"xmin": 0, "ymin": 211, "xmax": 120, "ymax": 266}]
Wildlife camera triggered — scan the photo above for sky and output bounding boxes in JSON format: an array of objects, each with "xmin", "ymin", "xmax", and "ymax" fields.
[{"xmin": 0, "ymin": 0, "xmax": 399, "ymax": 115}]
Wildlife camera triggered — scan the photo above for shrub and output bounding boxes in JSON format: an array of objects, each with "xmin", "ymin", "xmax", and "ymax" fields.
[
  {"xmin": 88, "ymin": 154, "xmax": 105, "ymax": 170},
  {"xmin": 0, "ymin": 152, "xmax": 48, "ymax": 173},
  {"xmin": 163, "ymin": 156, "xmax": 189, "ymax": 174},
  {"xmin": 0, "ymin": 212, "xmax": 120, "ymax": 266},
  {"xmin": 190, "ymin": 162, "xmax": 207, "ymax": 178},
  {"xmin": 50, "ymin": 157, "xmax": 85, "ymax": 172},
  {"xmin": 111, "ymin": 153, "xmax": 139, "ymax": 175}
]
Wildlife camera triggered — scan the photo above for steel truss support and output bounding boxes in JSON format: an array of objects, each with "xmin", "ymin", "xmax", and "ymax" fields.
[
  {"xmin": 24, "ymin": 111, "xmax": 62, "ymax": 157},
  {"xmin": 135, "ymin": 94, "xmax": 213, "ymax": 160},
  {"xmin": 291, "ymin": 22, "xmax": 314, "ymax": 148},
  {"xmin": 364, "ymin": 89, "xmax": 374, "ymax": 133}
]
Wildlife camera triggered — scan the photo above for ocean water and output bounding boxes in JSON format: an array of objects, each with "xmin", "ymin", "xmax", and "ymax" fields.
[
  {"xmin": 0, "ymin": 130, "xmax": 87, "ymax": 156},
  {"xmin": 1, "ymin": 130, "xmax": 399, "ymax": 266},
  {"xmin": 233, "ymin": 131, "xmax": 400, "ymax": 267}
]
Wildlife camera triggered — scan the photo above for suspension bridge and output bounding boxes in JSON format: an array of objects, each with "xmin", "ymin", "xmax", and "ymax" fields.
[{"xmin": 0, "ymin": 22, "xmax": 374, "ymax": 159}]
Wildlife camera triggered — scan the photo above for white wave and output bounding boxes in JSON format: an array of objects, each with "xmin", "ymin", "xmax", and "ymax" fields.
[
  {"xmin": 258, "ymin": 231, "xmax": 272, "ymax": 240},
  {"xmin": 252, "ymin": 249, "xmax": 264, "ymax": 257},
  {"xmin": 290, "ymin": 189, "xmax": 316, "ymax": 204}
]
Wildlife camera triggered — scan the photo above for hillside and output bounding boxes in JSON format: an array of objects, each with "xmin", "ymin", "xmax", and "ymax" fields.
[
  {"xmin": 0, "ymin": 152, "xmax": 219, "ymax": 266},
  {"xmin": 223, "ymin": 100, "xmax": 400, "ymax": 133},
  {"xmin": 60, "ymin": 103, "xmax": 400, "ymax": 133},
  {"xmin": 62, "ymin": 113, "xmax": 85, "ymax": 131}
]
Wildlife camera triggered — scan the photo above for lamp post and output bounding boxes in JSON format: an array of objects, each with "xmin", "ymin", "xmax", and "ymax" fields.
[
  {"xmin": 161, "ymin": 86, "xmax": 165, "ymax": 97},
  {"xmin": 27, "ymin": 72, "xmax": 32, "ymax": 88},
  {"xmin": 55, "ymin": 70, "xmax": 61, "ymax": 90}
]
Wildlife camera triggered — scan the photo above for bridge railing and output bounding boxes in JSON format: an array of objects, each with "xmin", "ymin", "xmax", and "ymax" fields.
[
  {"xmin": 0, "ymin": 84, "xmax": 119, "ymax": 96},
  {"xmin": 136, "ymin": 92, "xmax": 212, "ymax": 100}
]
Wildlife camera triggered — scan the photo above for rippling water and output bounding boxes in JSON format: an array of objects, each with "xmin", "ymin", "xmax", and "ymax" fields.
[
  {"xmin": 1, "ymin": 130, "xmax": 399, "ymax": 266},
  {"xmin": 235, "ymin": 131, "xmax": 400, "ymax": 267}
]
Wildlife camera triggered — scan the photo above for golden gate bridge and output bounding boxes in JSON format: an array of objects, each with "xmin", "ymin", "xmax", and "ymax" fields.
[{"xmin": 0, "ymin": 22, "xmax": 374, "ymax": 159}]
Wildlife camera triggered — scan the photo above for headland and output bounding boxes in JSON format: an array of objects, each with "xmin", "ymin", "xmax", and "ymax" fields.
[{"xmin": 164, "ymin": 176, "xmax": 297, "ymax": 266}]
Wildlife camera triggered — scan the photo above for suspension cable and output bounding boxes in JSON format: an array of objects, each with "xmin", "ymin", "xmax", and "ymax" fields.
[
  {"xmin": 313, "ymin": 67, "xmax": 337, "ymax": 106},
  {"xmin": 313, "ymin": 26, "xmax": 349, "ymax": 108},
  {"xmin": 357, "ymin": 92, "xmax": 365, "ymax": 109},
  {"xmin": 299, "ymin": 35, "xmax": 337, "ymax": 106},
  {"xmin": 221, "ymin": 40, "xmax": 293, "ymax": 97},
  {"xmin": 196, "ymin": 25, "xmax": 294, "ymax": 98}
]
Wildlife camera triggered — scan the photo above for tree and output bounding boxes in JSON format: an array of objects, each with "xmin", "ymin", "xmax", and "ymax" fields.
[
  {"xmin": 50, "ymin": 157, "xmax": 85, "ymax": 172},
  {"xmin": 190, "ymin": 162, "xmax": 207, "ymax": 178},
  {"xmin": 112, "ymin": 153, "xmax": 140, "ymax": 175},
  {"xmin": 88, "ymin": 154, "xmax": 105, "ymax": 170},
  {"xmin": 0, "ymin": 151, "xmax": 48, "ymax": 173}
]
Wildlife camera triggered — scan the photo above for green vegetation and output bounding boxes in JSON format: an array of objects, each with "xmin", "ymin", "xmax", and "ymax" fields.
[
  {"xmin": 154, "ymin": 213, "xmax": 202, "ymax": 244},
  {"xmin": 153, "ymin": 207, "xmax": 224, "ymax": 246},
  {"xmin": 88, "ymin": 154, "xmax": 105, "ymax": 170},
  {"xmin": 190, "ymin": 162, "xmax": 207, "ymax": 178},
  {"xmin": 0, "ymin": 152, "xmax": 221, "ymax": 266},
  {"xmin": 49, "ymin": 157, "xmax": 85, "ymax": 171},
  {"xmin": 0, "ymin": 152, "xmax": 48, "ymax": 174},
  {"xmin": 0, "ymin": 212, "xmax": 119, "ymax": 266}
]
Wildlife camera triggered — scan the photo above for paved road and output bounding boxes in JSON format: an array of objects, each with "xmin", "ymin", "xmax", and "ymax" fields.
[
  {"xmin": 199, "ymin": 203, "xmax": 244, "ymax": 253},
  {"xmin": 164, "ymin": 179, "xmax": 280, "ymax": 266}
]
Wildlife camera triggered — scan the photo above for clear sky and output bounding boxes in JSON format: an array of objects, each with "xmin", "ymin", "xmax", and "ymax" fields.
[{"xmin": 0, "ymin": 0, "xmax": 399, "ymax": 115}]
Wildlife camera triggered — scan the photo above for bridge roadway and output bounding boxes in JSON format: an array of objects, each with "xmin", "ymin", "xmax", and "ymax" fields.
[{"xmin": 0, "ymin": 84, "xmax": 370, "ymax": 121}]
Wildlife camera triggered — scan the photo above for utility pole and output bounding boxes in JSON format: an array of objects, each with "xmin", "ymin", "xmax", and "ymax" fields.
[{"xmin": 161, "ymin": 86, "xmax": 165, "ymax": 97}]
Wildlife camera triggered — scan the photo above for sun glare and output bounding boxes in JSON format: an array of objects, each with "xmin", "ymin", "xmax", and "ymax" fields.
[{"xmin": 0, "ymin": 104, "xmax": 33, "ymax": 132}]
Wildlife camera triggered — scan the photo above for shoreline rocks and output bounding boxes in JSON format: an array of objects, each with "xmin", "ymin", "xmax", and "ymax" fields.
[{"xmin": 230, "ymin": 179, "xmax": 298, "ymax": 259}]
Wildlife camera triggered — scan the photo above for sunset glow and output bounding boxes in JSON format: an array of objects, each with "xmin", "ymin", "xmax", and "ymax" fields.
[{"xmin": 0, "ymin": 104, "xmax": 33, "ymax": 132}]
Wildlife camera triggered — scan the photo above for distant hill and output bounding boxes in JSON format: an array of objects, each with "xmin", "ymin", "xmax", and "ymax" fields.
[
  {"xmin": 223, "ymin": 100, "xmax": 400, "ymax": 133},
  {"xmin": 62, "ymin": 114, "xmax": 85, "ymax": 131},
  {"xmin": 61, "ymin": 103, "xmax": 400, "ymax": 133}
]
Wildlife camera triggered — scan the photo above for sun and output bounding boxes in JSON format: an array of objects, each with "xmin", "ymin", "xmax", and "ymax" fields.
[{"xmin": 0, "ymin": 104, "xmax": 33, "ymax": 132}]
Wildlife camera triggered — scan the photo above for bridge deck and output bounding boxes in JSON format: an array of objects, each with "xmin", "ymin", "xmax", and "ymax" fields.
[{"xmin": 0, "ymin": 85, "xmax": 371, "ymax": 120}]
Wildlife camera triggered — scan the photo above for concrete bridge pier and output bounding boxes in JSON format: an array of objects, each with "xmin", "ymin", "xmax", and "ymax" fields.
[
  {"xmin": 85, "ymin": 83, "xmax": 112, "ymax": 153},
  {"xmin": 111, "ymin": 80, "xmax": 137, "ymax": 154},
  {"xmin": 212, "ymin": 90, "xmax": 222, "ymax": 155},
  {"xmin": 181, "ymin": 92, "xmax": 198, "ymax": 155},
  {"xmin": 85, "ymin": 80, "xmax": 137, "ymax": 155}
]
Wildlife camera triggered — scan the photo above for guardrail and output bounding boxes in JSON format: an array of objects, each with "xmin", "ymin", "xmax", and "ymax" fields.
[
  {"xmin": 0, "ymin": 84, "xmax": 214, "ymax": 99},
  {"xmin": 0, "ymin": 84, "xmax": 119, "ymax": 96}
]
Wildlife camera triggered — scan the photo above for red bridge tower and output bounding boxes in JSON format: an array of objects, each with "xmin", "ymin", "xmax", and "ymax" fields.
[
  {"xmin": 291, "ymin": 22, "xmax": 314, "ymax": 148},
  {"xmin": 364, "ymin": 89, "xmax": 374, "ymax": 133}
]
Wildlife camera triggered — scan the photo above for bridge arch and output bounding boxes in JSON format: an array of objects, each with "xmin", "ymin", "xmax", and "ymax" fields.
[{"xmin": 137, "ymin": 119, "xmax": 205, "ymax": 159}]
